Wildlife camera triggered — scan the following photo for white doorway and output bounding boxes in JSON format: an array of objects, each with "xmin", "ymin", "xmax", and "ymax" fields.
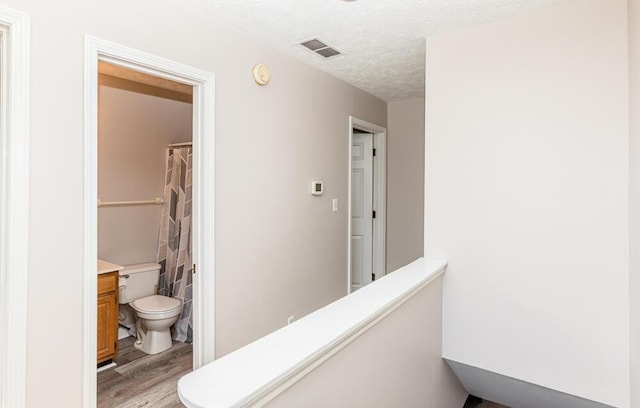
[
  {"xmin": 348, "ymin": 117, "xmax": 386, "ymax": 293},
  {"xmin": 83, "ymin": 37, "xmax": 215, "ymax": 407},
  {"xmin": 0, "ymin": 6, "xmax": 30, "ymax": 408}
]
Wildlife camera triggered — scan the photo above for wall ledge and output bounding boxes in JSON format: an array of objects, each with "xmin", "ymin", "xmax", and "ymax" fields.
[{"xmin": 178, "ymin": 257, "xmax": 447, "ymax": 408}]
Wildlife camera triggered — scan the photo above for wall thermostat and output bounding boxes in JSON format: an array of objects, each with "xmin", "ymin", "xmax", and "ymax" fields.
[{"xmin": 311, "ymin": 181, "xmax": 324, "ymax": 196}]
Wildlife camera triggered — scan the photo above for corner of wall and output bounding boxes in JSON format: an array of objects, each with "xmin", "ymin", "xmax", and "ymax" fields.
[{"xmin": 628, "ymin": 0, "xmax": 640, "ymax": 405}]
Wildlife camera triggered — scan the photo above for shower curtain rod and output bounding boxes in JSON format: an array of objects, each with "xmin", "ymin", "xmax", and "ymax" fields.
[
  {"xmin": 168, "ymin": 142, "xmax": 192, "ymax": 147},
  {"xmin": 97, "ymin": 197, "xmax": 164, "ymax": 207}
]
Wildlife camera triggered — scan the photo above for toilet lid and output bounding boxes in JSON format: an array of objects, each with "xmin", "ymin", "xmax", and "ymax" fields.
[{"xmin": 132, "ymin": 295, "xmax": 181, "ymax": 313}]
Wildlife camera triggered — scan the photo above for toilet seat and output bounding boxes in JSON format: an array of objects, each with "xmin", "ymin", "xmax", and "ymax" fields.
[{"xmin": 131, "ymin": 295, "xmax": 181, "ymax": 319}]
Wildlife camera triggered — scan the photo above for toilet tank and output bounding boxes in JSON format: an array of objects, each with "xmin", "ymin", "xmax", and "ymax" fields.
[{"xmin": 119, "ymin": 263, "xmax": 161, "ymax": 304}]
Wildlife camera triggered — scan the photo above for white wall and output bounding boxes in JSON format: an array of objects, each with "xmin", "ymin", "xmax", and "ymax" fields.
[
  {"xmin": 425, "ymin": 1, "xmax": 630, "ymax": 407},
  {"xmin": 6, "ymin": 1, "xmax": 386, "ymax": 406},
  {"xmin": 446, "ymin": 359, "xmax": 612, "ymax": 408},
  {"xmin": 267, "ymin": 277, "xmax": 467, "ymax": 408},
  {"xmin": 629, "ymin": 0, "xmax": 640, "ymax": 405},
  {"xmin": 386, "ymin": 99, "xmax": 425, "ymax": 272},
  {"xmin": 98, "ymin": 79, "xmax": 192, "ymax": 265}
]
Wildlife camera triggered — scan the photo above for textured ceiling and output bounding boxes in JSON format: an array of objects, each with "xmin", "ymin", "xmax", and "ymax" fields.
[{"xmin": 179, "ymin": 0, "xmax": 561, "ymax": 102}]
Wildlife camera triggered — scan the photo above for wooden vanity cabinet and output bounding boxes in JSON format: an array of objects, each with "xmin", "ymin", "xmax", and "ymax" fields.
[{"xmin": 97, "ymin": 271, "xmax": 119, "ymax": 364}]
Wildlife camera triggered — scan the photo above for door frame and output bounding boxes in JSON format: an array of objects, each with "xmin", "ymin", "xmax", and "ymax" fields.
[
  {"xmin": 83, "ymin": 36, "xmax": 215, "ymax": 407},
  {"xmin": 347, "ymin": 117, "xmax": 386, "ymax": 293},
  {"xmin": 0, "ymin": 6, "xmax": 30, "ymax": 408}
]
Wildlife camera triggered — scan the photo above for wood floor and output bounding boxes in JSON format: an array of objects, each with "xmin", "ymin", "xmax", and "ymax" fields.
[{"xmin": 97, "ymin": 336, "xmax": 192, "ymax": 408}]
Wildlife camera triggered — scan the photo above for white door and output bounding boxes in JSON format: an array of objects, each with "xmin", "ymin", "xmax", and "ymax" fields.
[{"xmin": 351, "ymin": 132, "xmax": 374, "ymax": 292}]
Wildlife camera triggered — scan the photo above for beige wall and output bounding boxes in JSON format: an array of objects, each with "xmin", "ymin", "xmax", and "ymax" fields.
[
  {"xmin": 268, "ymin": 278, "xmax": 467, "ymax": 408},
  {"xmin": 8, "ymin": 1, "xmax": 387, "ymax": 406},
  {"xmin": 425, "ymin": 0, "xmax": 630, "ymax": 406},
  {"xmin": 629, "ymin": 0, "xmax": 640, "ymax": 405},
  {"xmin": 386, "ymin": 99, "xmax": 425, "ymax": 272},
  {"xmin": 98, "ymin": 80, "xmax": 192, "ymax": 265}
]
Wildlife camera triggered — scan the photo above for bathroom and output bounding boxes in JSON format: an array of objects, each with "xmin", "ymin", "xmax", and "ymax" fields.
[{"xmin": 95, "ymin": 62, "xmax": 194, "ymax": 406}]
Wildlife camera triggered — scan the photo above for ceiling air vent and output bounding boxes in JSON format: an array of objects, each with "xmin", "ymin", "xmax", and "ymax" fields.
[{"xmin": 299, "ymin": 38, "xmax": 342, "ymax": 59}]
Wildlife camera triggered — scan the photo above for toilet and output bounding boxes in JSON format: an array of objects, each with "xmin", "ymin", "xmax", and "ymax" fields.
[{"xmin": 118, "ymin": 263, "xmax": 182, "ymax": 355}]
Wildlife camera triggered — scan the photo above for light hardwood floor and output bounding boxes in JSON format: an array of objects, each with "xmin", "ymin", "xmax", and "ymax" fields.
[{"xmin": 97, "ymin": 336, "xmax": 192, "ymax": 408}]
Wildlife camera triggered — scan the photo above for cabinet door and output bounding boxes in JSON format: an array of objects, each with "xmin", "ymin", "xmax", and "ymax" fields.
[{"xmin": 97, "ymin": 291, "xmax": 117, "ymax": 363}]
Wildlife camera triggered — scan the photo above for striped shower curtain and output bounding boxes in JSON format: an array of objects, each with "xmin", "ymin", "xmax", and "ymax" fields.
[{"xmin": 157, "ymin": 146, "xmax": 193, "ymax": 343}]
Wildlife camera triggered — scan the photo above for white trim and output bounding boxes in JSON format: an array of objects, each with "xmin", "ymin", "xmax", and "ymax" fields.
[
  {"xmin": 177, "ymin": 258, "xmax": 446, "ymax": 408},
  {"xmin": 0, "ymin": 6, "xmax": 30, "ymax": 408},
  {"xmin": 347, "ymin": 117, "xmax": 387, "ymax": 293},
  {"xmin": 83, "ymin": 36, "xmax": 215, "ymax": 407}
]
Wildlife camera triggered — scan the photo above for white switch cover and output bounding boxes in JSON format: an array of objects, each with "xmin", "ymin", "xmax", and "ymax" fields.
[{"xmin": 332, "ymin": 199, "xmax": 338, "ymax": 212}]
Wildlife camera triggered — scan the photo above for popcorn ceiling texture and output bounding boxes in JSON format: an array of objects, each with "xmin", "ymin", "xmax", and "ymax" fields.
[{"xmin": 179, "ymin": 0, "xmax": 561, "ymax": 102}]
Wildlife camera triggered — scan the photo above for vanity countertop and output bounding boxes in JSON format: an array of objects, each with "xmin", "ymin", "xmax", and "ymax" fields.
[{"xmin": 97, "ymin": 259, "xmax": 124, "ymax": 275}]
